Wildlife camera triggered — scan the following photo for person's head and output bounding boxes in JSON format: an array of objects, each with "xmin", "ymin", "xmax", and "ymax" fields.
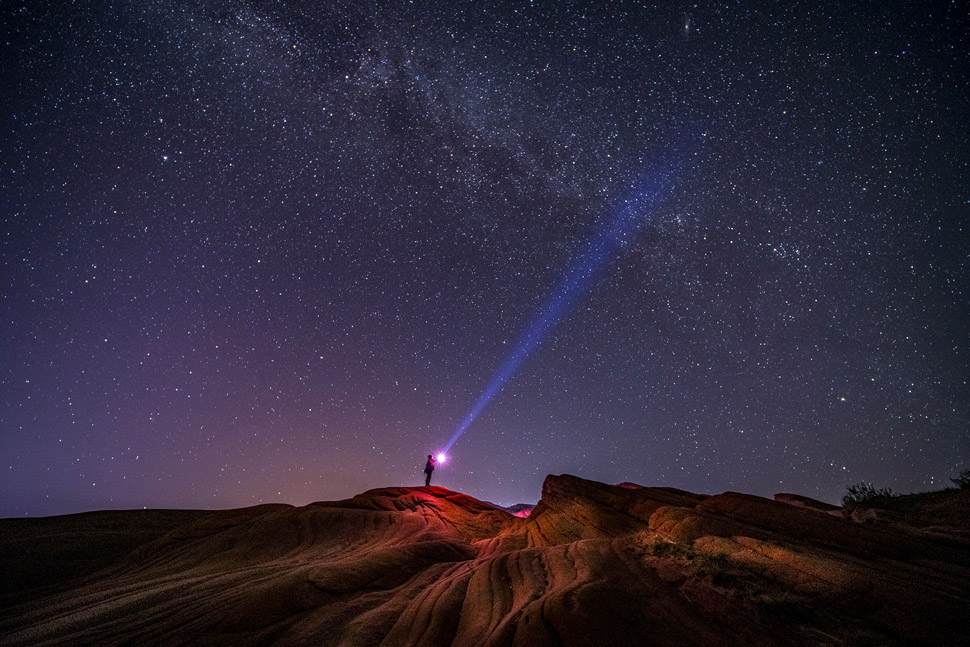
[{"xmin": 428, "ymin": 454, "xmax": 432, "ymax": 459}]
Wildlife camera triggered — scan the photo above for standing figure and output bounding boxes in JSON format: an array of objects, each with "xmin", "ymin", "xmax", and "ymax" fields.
[{"xmin": 424, "ymin": 454, "xmax": 435, "ymax": 486}]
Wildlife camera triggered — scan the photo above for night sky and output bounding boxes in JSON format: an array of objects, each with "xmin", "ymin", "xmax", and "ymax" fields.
[{"xmin": 3, "ymin": 1, "xmax": 968, "ymax": 517}]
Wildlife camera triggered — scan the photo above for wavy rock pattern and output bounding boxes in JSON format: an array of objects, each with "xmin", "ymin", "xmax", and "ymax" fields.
[{"xmin": 2, "ymin": 476, "xmax": 969, "ymax": 646}]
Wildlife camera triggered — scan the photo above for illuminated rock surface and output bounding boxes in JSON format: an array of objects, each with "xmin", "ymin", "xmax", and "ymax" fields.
[{"xmin": 2, "ymin": 475, "xmax": 969, "ymax": 646}]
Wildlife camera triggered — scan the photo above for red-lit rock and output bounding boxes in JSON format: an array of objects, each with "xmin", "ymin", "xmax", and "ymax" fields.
[{"xmin": 2, "ymin": 477, "xmax": 969, "ymax": 646}]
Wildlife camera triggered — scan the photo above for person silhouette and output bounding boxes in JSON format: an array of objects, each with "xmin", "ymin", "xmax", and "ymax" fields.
[{"xmin": 424, "ymin": 454, "xmax": 435, "ymax": 486}]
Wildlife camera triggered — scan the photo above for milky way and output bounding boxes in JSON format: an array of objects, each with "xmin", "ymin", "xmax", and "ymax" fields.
[{"xmin": 2, "ymin": 1, "xmax": 968, "ymax": 516}]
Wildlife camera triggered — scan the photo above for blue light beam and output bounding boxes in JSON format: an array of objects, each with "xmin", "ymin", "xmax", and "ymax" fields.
[{"xmin": 443, "ymin": 165, "xmax": 676, "ymax": 453}]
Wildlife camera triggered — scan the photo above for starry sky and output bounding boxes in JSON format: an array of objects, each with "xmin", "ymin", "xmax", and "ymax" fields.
[{"xmin": 2, "ymin": 1, "xmax": 968, "ymax": 517}]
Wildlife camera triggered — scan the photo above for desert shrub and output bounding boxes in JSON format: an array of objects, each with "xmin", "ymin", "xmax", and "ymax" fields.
[
  {"xmin": 952, "ymin": 469, "xmax": 970, "ymax": 490},
  {"xmin": 648, "ymin": 539, "xmax": 732, "ymax": 581},
  {"xmin": 694, "ymin": 551, "xmax": 731, "ymax": 580},
  {"xmin": 647, "ymin": 537, "xmax": 682, "ymax": 557},
  {"xmin": 646, "ymin": 537, "xmax": 697, "ymax": 558},
  {"xmin": 841, "ymin": 482, "xmax": 896, "ymax": 506}
]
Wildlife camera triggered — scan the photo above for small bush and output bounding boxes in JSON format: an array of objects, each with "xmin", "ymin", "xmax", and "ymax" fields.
[
  {"xmin": 841, "ymin": 482, "xmax": 896, "ymax": 507},
  {"xmin": 647, "ymin": 539, "xmax": 732, "ymax": 581},
  {"xmin": 648, "ymin": 537, "xmax": 685, "ymax": 558},
  {"xmin": 952, "ymin": 469, "xmax": 970, "ymax": 490},
  {"xmin": 694, "ymin": 551, "xmax": 731, "ymax": 580}
]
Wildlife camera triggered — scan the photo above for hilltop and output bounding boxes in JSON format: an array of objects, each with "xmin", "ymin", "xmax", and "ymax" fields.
[{"xmin": 2, "ymin": 476, "xmax": 969, "ymax": 646}]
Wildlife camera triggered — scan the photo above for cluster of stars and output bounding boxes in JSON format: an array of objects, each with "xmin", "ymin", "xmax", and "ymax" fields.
[{"xmin": 1, "ymin": 1, "xmax": 967, "ymax": 516}]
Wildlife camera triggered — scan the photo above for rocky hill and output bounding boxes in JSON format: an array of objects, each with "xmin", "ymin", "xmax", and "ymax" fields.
[{"xmin": 2, "ymin": 475, "xmax": 969, "ymax": 646}]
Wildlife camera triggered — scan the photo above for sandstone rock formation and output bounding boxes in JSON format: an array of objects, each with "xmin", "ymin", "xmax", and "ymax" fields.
[{"xmin": 2, "ymin": 476, "xmax": 969, "ymax": 646}]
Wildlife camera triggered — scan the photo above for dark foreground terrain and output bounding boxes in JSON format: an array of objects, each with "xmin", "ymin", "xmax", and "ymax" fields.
[{"xmin": 2, "ymin": 475, "xmax": 969, "ymax": 646}]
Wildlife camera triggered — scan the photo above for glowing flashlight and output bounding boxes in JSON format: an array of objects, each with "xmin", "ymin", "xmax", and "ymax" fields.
[{"xmin": 436, "ymin": 453, "xmax": 447, "ymax": 463}]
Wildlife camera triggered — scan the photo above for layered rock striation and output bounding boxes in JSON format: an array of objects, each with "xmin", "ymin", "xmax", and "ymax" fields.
[{"xmin": 2, "ymin": 476, "xmax": 969, "ymax": 646}]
